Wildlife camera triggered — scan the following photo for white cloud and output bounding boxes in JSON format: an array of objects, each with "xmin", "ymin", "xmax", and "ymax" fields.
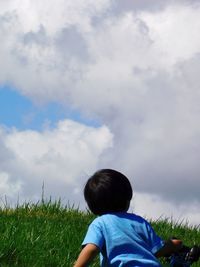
[
  {"xmin": 0, "ymin": 172, "xmax": 22, "ymax": 199},
  {"xmin": 0, "ymin": 0, "xmax": 112, "ymax": 102},
  {"xmin": 132, "ymin": 192, "xmax": 200, "ymax": 227},
  {"xmin": 0, "ymin": 1, "xmax": 200, "ymax": 224},
  {"xmin": 140, "ymin": 4, "xmax": 200, "ymax": 66},
  {"xmin": 0, "ymin": 0, "xmax": 111, "ymax": 34},
  {"xmin": 0, "ymin": 120, "xmax": 113, "ymax": 204}
]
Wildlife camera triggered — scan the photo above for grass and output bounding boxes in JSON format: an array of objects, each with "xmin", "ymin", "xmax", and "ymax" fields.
[{"xmin": 0, "ymin": 199, "xmax": 199, "ymax": 266}]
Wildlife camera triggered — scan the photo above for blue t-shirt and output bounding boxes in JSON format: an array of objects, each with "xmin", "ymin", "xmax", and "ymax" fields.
[{"xmin": 82, "ymin": 212, "xmax": 164, "ymax": 267}]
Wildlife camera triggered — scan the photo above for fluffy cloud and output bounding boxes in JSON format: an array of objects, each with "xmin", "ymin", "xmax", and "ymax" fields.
[
  {"xmin": 133, "ymin": 192, "xmax": 200, "ymax": 227},
  {"xmin": 0, "ymin": 121, "xmax": 113, "ymax": 204},
  {"xmin": 0, "ymin": 0, "xmax": 200, "ymax": 224},
  {"xmin": 0, "ymin": 172, "xmax": 22, "ymax": 199}
]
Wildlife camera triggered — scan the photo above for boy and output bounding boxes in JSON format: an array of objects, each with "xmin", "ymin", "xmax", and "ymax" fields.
[{"xmin": 74, "ymin": 169, "xmax": 183, "ymax": 267}]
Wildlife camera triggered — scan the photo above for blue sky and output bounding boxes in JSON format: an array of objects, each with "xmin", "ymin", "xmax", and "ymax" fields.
[{"xmin": 0, "ymin": 86, "xmax": 99, "ymax": 130}]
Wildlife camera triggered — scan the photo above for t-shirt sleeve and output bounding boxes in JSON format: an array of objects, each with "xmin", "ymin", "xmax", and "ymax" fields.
[
  {"xmin": 144, "ymin": 220, "xmax": 165, "ymax": 254},
  {"xmin": 82, "ymin": 221, "xmax": 105, "ymax": 250}
]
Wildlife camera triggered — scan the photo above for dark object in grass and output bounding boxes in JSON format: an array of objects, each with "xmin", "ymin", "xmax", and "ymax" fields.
[{"xmin": 169, "ymin": 245, "xmax": 200, "ymax": 267}]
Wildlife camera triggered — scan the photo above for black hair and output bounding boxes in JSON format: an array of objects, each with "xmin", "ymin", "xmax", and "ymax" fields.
[{"xmin": 84, "ymin": 169, "xmax": 133, "ymax": 215}]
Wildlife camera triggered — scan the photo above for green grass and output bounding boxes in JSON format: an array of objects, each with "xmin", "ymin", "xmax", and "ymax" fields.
[{"xmin": 0, "ymin": 200, "xmax": 199, "ymax": 266}]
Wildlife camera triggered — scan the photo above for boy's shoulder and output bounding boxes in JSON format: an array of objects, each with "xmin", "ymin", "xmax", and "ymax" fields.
[{"xmin": 92, "ymin": 212, "xmax": 148, "ymax": 226}]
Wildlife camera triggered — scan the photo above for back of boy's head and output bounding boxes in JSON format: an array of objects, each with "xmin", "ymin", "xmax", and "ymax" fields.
[{"xmin": 84, "ymin": 169, "xmax": 133, "ymax": 215}]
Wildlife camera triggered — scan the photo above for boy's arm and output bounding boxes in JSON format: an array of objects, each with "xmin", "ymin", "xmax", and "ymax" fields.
[
  {"xmin": 155, "ymin": 239, "xmax": 182, "ymax": 258},
  {"xmin": 73, "ymin": 244, "xmax": 99, "ymax": 267}
]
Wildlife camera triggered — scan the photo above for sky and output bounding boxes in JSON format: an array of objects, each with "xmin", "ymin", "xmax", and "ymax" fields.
[{"xmin": 0, "ymin": 0, "xmax": 200, "ymax": 225}]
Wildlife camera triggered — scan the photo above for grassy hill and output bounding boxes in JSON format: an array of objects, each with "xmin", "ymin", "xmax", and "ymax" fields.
[{"xmin": 0, "ymin": 200, "xmax": 199, "ymax": 266}]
